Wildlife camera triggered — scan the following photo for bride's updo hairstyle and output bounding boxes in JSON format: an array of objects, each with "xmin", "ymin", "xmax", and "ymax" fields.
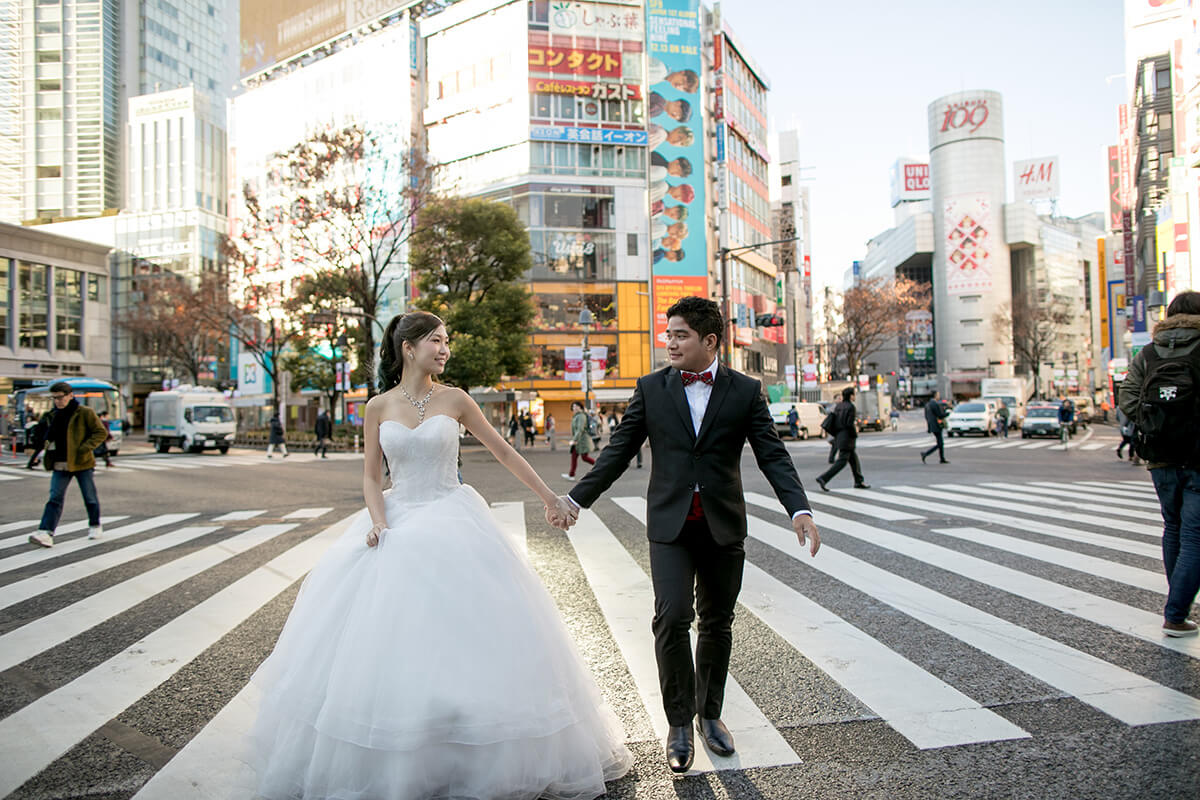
[{"xmin": 378, "ymin": 311, "xmax": 446, "ymax": 391}]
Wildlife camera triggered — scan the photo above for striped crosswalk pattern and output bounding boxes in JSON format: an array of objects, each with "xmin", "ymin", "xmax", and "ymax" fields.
[
  {"xmin": 784, "ymin": 432, "xmax": 1126, "ymax": 454},
  {"xmin": 0, "ymin": 478, "xmax": 1190, "ymax": 795},
  {"xmin": 0, "ymin": 450, "xmax": 362, "ymax": 482}
]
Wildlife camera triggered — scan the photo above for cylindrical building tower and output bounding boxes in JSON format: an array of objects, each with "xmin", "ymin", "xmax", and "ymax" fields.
[{"xmin": 927, "ymin": 90, "xmax": 1013, "ymax": 398}]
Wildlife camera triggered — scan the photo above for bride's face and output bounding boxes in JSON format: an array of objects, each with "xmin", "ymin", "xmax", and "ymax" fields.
[{"xmin": 407, "ymin": 325, "xmax": 450, "ymax": 375}]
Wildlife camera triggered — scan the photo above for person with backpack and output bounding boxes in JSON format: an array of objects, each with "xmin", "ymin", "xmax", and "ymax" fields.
[
  {"xmin": 1119, "ymin": 290, "xmax": 1200, "ymax": 637},
  {"xmin": 920, "ymin": 391, "xmax": 951, "ymax": 464},
  {"xmin": 815, "ymin": 386, "xmax": 869, "ymax": 491}
]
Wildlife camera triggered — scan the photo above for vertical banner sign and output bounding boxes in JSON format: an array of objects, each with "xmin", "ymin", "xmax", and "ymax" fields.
[
  {"xmin": 1098, "ymin": 238, "xmax": 1109, "ymax": 355},
  {"xmin": 647, "ymin": 0, "xmax": 707, "ymax": 345},
  {"xmin": 943, "ymin": 193, "xmax": 994, "ymax": 295},
  {"xmin": 1107, "ymin": 145, "xmax": 1121, "ymax": 233}
]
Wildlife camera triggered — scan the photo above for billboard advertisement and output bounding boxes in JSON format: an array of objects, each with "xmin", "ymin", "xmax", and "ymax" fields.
[
  {"xmin": 943, "ymin": 193, "xmax": 995, "ymax": 295},
  {"xmin": 652, "ymin": 275, "xmax": 708, "ymax": 345},
  {"xmin": 1107, "ymin": 144, "xmax": 1121, "ymax": 233},
  {"xmin": 548, "ymin": 1, "xmax": 644, "ymax": 40},
  {"xmin": 646, "ymin": 0, "xmax": 706, "ymax": 283},
  {"xmin": 241, "ymin": 0, "xmax": 411, "ymax": 77},
  {"xmin": 528, "ymin": 45, "xmax": 622, "ymax": 77},
  {"xmin": 890, "ymin": 159, "xmax": 930, "ymax": 206},
  {"xmin": 1013, "ymin": 156, "xmax": 1060, "ymax": 202},
  {"xmin": 930, "ymin": 93, "xmax": 1002, "ymax": 149}
]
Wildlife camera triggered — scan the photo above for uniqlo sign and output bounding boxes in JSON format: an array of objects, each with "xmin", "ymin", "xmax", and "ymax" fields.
[
  {"xmin": 904, "ymin": 163, "xmax": 929, "ymax": 192},
  {"xmin": 890, "ymin": 159, "xmax": 930, "ymax": 206}
]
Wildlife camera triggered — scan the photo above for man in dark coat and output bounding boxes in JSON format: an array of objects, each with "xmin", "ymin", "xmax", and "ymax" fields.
[
  {"xmin": 920, "ymin": 390, "xmax": 951, "ymax": 464},
  {"xmin": 816, "ymin": 387, "xmax": 869, "ymax": 490},
  {"xmin": 267, "ymin": 412, "xmax": 288, "ymax": 458},
  {"xmin": 314, "ymin": 409, "xmax": 332, "ymax": 458}
]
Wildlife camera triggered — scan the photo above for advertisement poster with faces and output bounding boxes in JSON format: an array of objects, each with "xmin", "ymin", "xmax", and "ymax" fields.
[
  {"xmin": 943, "ymin": 193, "xmax": 994, "ymax": 295},
  {"xmin": 646, "ymin": 0, "xmax": 705, "ymax": 280}
]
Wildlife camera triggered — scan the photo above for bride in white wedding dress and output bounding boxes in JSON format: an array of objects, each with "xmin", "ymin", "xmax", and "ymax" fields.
[{"xmin": 247, "ymin": 311, "xmax": 631, "ymax": 800}]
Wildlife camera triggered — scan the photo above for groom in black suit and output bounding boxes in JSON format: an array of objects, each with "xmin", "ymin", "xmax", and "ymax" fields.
[{"xmin": 558, "ymin": 296, "xmax": 820, "ymax": 773}]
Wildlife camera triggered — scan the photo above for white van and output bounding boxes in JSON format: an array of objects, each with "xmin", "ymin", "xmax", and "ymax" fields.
[
  {"xmin": 767, "ymin": 401, "xmax": 827, "ymax": 439},
  {"xmin": 145, "ymin": 387, "xmax": 236, "ymax": 454}
]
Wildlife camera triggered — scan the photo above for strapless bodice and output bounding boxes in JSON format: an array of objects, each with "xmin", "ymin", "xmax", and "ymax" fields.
[{"xmin": 379, "ymin": 415, "xmax": 462, "ymax": 505}]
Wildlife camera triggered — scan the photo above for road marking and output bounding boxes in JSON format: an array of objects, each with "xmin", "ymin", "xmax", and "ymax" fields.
[
  {"xmin": 1081, "ymin": 443, "xmax": 1106, "ymax": 451},
  {"xmin": 490, "ymin": 501, "xmax": 527, "ymax": 554},
  {"xmin": 211, "ymin": 510, "xmax": 267, "ymax": 522},
  {"xmin": 843, "ymin": 491, "xmax": 1159, "ymax": 558},
  {"xmin": 988, "ymin": 440, "xmax": 1028, "ymax": 449},
  {"xmin": 0, "ymin": 524, "xmax": 297, "ymax": 672},
  {"xmin": 885, "ymin": 437, "xmax": 929, "ymax": 448},
  {"xmin": 0, "ymin": 513, "xmax": 351, "ymax": 798},
  {"xmin": 111, "ymin": 461, "xmax": 172, "ymax": 471},
  {"xmin": 930, "ymin": 527, "xmax": 1164, "ymax": 592},
  {"xmin": 565, "ymin": 508, "xmax": 801, "ymax": 773},
  {"xmin": 281, "ymin": 507, "xmax": 333, "ymax": 520},
  {"xmin": 0, "ymin": 514, "xmax": 199, "ymax": 577},
  {"xmin": 961, "ymin": 437, "xmax": 1004, "ymax": 448},
  {"xmin": 746, "ymin": 490, "xmax": 921, "ymax": 522},
  {"xmin": 741, "ymin": 512, "xmax": 1200, "ymax": 727},
  {"xmin": 1033, "ymin": 481, "xmax": 1159, "ymax": 505},
  {"xmin": 0, "ymin": 525, "xmax": 223, "ymax": 612},
  {"xmin": 0, "ymin": 515, "xmax": 132, "ymax": 549},
  {"xmin": 883, "ymin": 486, "xmax": 1162, "ymax": 538},
  {"xmin": 982, "ymin": 481, "xmax": 1159, "ymax": 513},
  {"xmin": 0, "ymin": 519, "xmax": 41, "ymax": 535},
  {"xmin": 950, "ymin": 483, "xmax": 1152, "ymax": 521},
  {"xmin": 1019, "ymin": 440, "xmax": 1057, "ymax": 449},
  {"xmin": 614, "ymin": 498, "xmax": 1029, "ymax": 750}
]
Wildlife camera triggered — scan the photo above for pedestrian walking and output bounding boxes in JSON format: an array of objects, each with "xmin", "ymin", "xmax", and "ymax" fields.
[
  {"xmin": 889, "ymin": 407, "xmax": 900, "ymax": 432},
  {"xmin": 27, "ymin": 382, "xmax": 109, "ymax": 548},
  {"xmin": 1115, "ymin": 407, "xmax": 1140, "ymax": 464},
  {"xmin": 994, "ymin": 401, "xmax": 1010, "ymax": 438},
  {"xmin": 920, "ymin": 391, "xmax": 951, "ymax": 464},
  {"xmin": 545, "ymin": 413, "xmax": 557, "ymax": 451},
  {"xmin": 816, "ymin": 387, "xmax": 869, "ymax": 490},
  {"xmin": 522, "ymin": 411, "xmax": 536, "ymax": 447},
  {"xmin": 1119, "ymin": 289, "xmax": 1200, "ymax": 637},
  {"xmin": 94, "ymin": 410, "xmax": 114, "ymax": 467},
  {"xmin": 314, "ymin": 408, "xmax": 332, "ymax": 458},
  {"xmin": 561, "ymin": 401, "xmax": 596, "ymax": 481},
  {"xmin": 589, "ymin": 410, "xmax": 603, "ymax": 450},
  {"xmin": 267, "ymin": 411, "xmax": 288, "ymax": 458},
  {"xmin": 507, "ymin": 414, "xmax": 520, "ymax": 446},
  {"xmin": 24, "ymin": 405, "xmax": 46, "ymax": 469},
  {"xmin": 787, "ymin": 405, "xmax": 800, "ymax": 439}
]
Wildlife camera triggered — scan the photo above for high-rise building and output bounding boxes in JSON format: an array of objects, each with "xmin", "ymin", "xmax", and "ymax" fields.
[{"xmin": 773, "ymin": 129, "xmax": 815, "ymax": 397}]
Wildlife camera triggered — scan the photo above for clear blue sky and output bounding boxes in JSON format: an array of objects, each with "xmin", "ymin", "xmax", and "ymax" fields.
[{"xmin": 717, "ymin": 0, "xmax": 1127, "ymax": 292}]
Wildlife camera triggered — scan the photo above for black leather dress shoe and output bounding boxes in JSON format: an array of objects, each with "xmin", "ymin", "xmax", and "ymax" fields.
[
  {"xmin": 697, "ymin": 717, "xmax": 735, "ymax": 757},
  {"xmin": 665, "ymin": 725, "xmax": 694, "ymax": 773}
]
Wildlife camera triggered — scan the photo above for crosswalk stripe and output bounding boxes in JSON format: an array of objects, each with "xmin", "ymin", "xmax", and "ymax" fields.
[
  {"xmin": 840, "ymin": 490, "xmax": 1159, "ymax": 558},
  {"xmin": 0, "ymin": 515, "xmax": 131, "ymax": 549},
  {"xmin": 931, "ymin": 527, "xmax": 1164, "ymax": 592},
  {"xmin": 1020, "ymin": 440, "xmax": 1057, "ymax": 449},
  {"xmin": 748, "ymin": 491, "xmax": 921, "ymax": 522},
  {"xmin": 961, "ymin": 437, "xmax": 1004, "ymax": 448},
  {"xmin": 211, "ymin": 510, "xmax": 267, "ymax": 522},
  {"xmin": 988, "ymin": 440, "xmax": 1028, "ymax": 449},
  {"xmin": 1088, "ymin": 480, "xmax": 1157, "ymax": 494},
  {"xmin": 0, "ymin": 524, "xmax": 223, "ymax": 612},
  {"xmin": 0, "ymin": 514, "xmax": 199, "ymax": 577},
  {"xmin": 112, "ymin": 461, "xmax": 172, "ymax": 471},
  {"xmin": 1037, "ymin": 481, "xmax": 1158, "ymax": 503},
  {"xmin": 490, "ymin": 502, "xmax": 527, "ymax": 554},
  {"xmin": 885, "ymin": 438, "xmax": 928, "ymax": 448},
  {"xmin": 956, "ymin": 483, "xmax": 1153, "ymax": 520},
  {"xmin": 0, "ymin": 472, "xmax": 22, "ymax": 481},
  {"xmin": 0, "ymin": 513, "xmax": 352, "ymax": 798},
  {"xmin": 1081, "ymin": 443, "xmax": 1106, "ymax": 451},
  {"xmin": 613, "ymin": 498, "xmax": 1029, "ymax": 750},
  {"xmin": 1001, "ymin": 482, "xmax": 1160, "ymax": 511},
  {"xmin": 883, "ymin": 485, "xmax": 1162, "ymax": 538},
  {"xmin": 0, "ymin": 519, "xmax": 42, "ymax": 535},
  {"xmin": 753, "ymin": 500, "xmax": 1195, "ymax": 659},
  {"xmin": 0, "ymin": 523, "xmax": 297, "ymax": 673},
  {"xmin": 281, "ymin": 507, "xmax": 333, "ymax": 520},
  {"xmin": 740, "ymin": 510, "xmax": 1200, "ymax": 726},
  {"xmin": 565, "ymin": 508, "xmax": 801, "ymax": 772}
]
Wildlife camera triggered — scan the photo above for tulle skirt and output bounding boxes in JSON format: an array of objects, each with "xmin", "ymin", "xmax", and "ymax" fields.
[{"xmin": 247, "ymin": 484, "xmax": 632, "ymax": 800}]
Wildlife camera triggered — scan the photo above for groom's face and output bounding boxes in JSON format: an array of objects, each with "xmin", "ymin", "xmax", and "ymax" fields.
[{"xmin": 665, "ymin": 315, "xmax": 716, "ymax": 373}]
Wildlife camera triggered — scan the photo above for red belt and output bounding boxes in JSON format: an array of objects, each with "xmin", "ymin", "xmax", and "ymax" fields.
[{"xmin": 686, "ymin": 490, "xmax": 705, "ymax": 520}]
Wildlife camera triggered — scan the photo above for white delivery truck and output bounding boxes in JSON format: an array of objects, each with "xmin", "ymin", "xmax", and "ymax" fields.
[
  {"xmin": 980, "ymin": 377, "xmax": 1031, "ymax": 429},
  {"xmin": 145, "ymin": 387, "xmax": 236, "ymax": 454}
]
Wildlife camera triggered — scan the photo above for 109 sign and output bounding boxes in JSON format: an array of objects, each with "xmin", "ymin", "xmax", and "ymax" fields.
[{"xmin": 940, "ymin": 99, "xmax": 990, "ymax": 134}]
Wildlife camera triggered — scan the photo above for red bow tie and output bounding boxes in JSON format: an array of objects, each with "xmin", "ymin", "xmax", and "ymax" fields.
[{"xmin": 681, "ymin": 370, "xmax": 714, "ymax": 386}]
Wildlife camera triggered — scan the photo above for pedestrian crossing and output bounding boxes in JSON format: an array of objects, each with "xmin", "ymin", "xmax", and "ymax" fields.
[
  {"xmin": 0, "ymin": 478, "xmax": 1187, "ymax": 796},
  {"xmin": 786, "ymin": 432, "xmax": 1122, "ymax": 453},
  {"xmin": 0, "ymin": 450, "xmax": 361, "ymax": 481}
]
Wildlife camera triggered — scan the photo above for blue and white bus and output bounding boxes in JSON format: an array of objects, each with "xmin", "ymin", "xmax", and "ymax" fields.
[{"xmin": 8, "ymin": 378, "xmax": 126, "ymax": 454}]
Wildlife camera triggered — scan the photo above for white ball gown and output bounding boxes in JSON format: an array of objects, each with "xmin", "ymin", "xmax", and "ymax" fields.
[{"xmin": 248, "ymin": 415, "xmax": 632, "ymax": 799}]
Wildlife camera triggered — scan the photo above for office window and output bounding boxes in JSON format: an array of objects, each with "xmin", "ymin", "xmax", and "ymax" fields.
[
  {"xmin": 55, "ymin": 268, "xmax": 83, "ymax": 351},
  {"xmin": 37, "ymin": 79, "xmax": 61, "ymax": 91},
  {"xmin": 37, "ymin": 165, "xmax": 61, "ymax": 178},
  {"xmin": 35, "ymin": 21, "xmax": 60, "ymax": 33},
  {"xmin": 37, "ymin": 108, "xmax": 61, "ymax": 120},
  {"xmin": 18, "ymin": 261, "xmax": 48, "ymax": 349},
  {"xmin": 87, "ymin": 274, "xmax": 106, "ymax": 302},
  {"xmin": 1157, "ymin": 69, "xmax": 1170, "ymax": 90},
  {"xmin": 627, "ymin": 233, "xmax": 638, "ymax": 256},
  {"xmin": 36, "ymin": 51, "xmax": 61, "ymax": 63}
]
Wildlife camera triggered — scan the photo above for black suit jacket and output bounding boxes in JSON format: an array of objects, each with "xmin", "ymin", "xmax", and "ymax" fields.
[{"xmin": 569, "ymin": 364, "xmax": 811, "ymax": 545}]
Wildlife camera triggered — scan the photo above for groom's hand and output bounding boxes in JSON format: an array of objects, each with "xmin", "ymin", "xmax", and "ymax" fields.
[
  {"xmin": 793, "ymin": 514, "xmax": 820, "ymax": 556},
  {"xmin": 555, "ymin": 496, "xmax": 579, "ymax": 529}
]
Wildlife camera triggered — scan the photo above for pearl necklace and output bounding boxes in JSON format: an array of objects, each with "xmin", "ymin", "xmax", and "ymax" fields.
[{"xmin": 397, "ymin": 383, "xmax": 435, "ymax": 424}]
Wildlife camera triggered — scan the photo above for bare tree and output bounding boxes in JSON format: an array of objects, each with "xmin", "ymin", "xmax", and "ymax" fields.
[
  {"xmin": 118, "ymin": 272, "xmax": 226, "ymax": 385},
  {"xmin": 828, "ymin": 276, "xmax": 931, "ymax": 377},
  {"xmin": 993, "ymin": 296, "xmax": 1072, "ymax": 397}
]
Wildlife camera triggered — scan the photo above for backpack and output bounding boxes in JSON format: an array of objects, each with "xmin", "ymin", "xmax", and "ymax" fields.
[
  {"xmin": 1133, "ymin": 342, "xmax": 1200, "ymax": 464},
  {"xmin": 587, "ymin": 415, "xmax": 600, "ymax": 437}
]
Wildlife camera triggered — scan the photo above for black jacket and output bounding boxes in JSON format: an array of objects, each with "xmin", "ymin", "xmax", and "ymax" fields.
[
  {"xmin": 570, "ymin": 364, "xmax": 810, "ymax": 546},
  {"xmin": 829, "ymin": 400, "xmax": 858, "ymax": 446},
  {"xmin": 269, "ymin": 416, "xmax": 285, "ymax": 444},
  {"xmin": 314, "ymin": 414, "xmax": 332, "ymax": 439},
  {"xmin": 925, "ymin": 400, "xmax": 949, "ymax": 434}
]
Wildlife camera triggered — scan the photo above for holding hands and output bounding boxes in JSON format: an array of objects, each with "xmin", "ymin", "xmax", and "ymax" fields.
[{"xmin": 544, "ymin": 496, "xmax": 580, "ymax": 531}]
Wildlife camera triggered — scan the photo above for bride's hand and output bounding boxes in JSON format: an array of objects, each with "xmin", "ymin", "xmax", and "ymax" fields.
[{"xmin": 367, "ymin": 522, "xmax": 386, "ymax": 548}]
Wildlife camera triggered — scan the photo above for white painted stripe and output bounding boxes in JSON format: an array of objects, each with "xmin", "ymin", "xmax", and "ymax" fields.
[
  {"xmin": 0, "ymin": 513, "xmax": 351, "ymax": 797},
  {"xmin": 0, "ymin": 525, "xmax": 223, "ymax": 612},
  {"xmin": 565, "ymin": 509, "xmax": 800, "ymax": 772},
  {"xmin": 1081, "ymin": 443, "xmax": 1106, "ymax": 451},
  {"xmin": 111, "ymin": 461, "xmax": 172, "ymax": 471},
  {"xmin": 939, "ymin": 439, "xmax": 975, "ymax": 448},
  {"xmin": 1032, "ymin": 482, "xmax": 1160, "ymax": 506},
  {"xmin": 210, "ymin": 510, "xmax": 267, "ymax": 522},
  {"xmin": 884, "ymin": 486, "xmax": 1162, "ymax": 538},
  {"xmin": 982, "ymin": 482, "xmax": 1159, "ymax": 514},
  {"xmin": 489, "ymin": 501, "xmax": 527, "ymax": 554},
  {"xmin": 0, "ymin": 472, "xmax": 23, "ymax": 481},
  {"xmin": 1076, "ymin": 480, "xmax": 1157, "ymax": 495},
  {"xmin": 0, "ymin": 523, "xmax": 297, "ymax": 673},
  {"xmin": 961, "ymin": 437, "xmax": 1005, "ymax": 448},
  {"xmin": 953, "ymin": 483, "xmax": 1151, "ymax": 521},
  {"xmin": 0, "ymin": 514, "xmax": 199, "ymax": 577},
  {"xmin": 739, "ymin": 512, "xmax": 1200, "ymax": 726},
  {"xmin": 843, "ymin": 491, "xmax": 1159, "ymax": 559},
  {"xmin": 0, "ymin": 519, "xmax": 40, "ymax": 535},
  {"xmin": 884, "ymin": 438, "xmax": 930, "ymax": 448},
  {"xmin": 988, "ymin": 440, "xmax": 1029, "ymax": 449},
  {"xmin": 613, "ymin": 498, "xmax": 1028, "ymax": 750},
  {"xmin": 1019, "ymin": 440, "xmax": 1056, "ymax": 449},
  {"xmin": 281, "ymin": 507, "xmax": 333, "ymax": 520},
  {"xmin": 746, "ymin": 490, "xmax": 921, "ymax": 522},
  {"xmin": 0, "ymin": 516, "xmax": 132, "ymax": 549},
  {"xmin": 930, "ymin": 527, "xmax": 1164, "ymax": 593}
]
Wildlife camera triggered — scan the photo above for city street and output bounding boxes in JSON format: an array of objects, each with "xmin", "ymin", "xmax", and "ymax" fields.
[{"xmin": 0, "ymin": 420, "xmax": 1196, "ymax": 799}]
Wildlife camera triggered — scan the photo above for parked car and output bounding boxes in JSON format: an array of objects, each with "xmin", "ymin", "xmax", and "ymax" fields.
[
  {"xmin": 1021, "ymin": 405, "xmax": 1064, "ymax": 438},
  {"xmin": 946, "ymin": 400, "xmax": 996, "ymax": 437}
]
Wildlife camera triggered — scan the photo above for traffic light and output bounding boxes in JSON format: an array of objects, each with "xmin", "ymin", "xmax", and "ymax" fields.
[{"xmin": 755, "ymin": 313, "xmax": 784, "ymax": 327}]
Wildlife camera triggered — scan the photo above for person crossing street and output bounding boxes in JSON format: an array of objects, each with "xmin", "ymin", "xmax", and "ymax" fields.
[
  {"xmin": 816, "ymin": 387, "xmax": 869, "ymax": 491},
  {"xmin": 313, "ymin": 408, "xmax": 332, "ymax": 458},
  {"xmin": 921, "ymin": 391, "xmax": 951, "ymax": 464}
]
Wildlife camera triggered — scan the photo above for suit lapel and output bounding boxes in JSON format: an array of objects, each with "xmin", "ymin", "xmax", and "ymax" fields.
[
  {"xmin": 696, "ymin": 364, "xmax": 732, "ymax": 445},
  {"xmin": 665, "ymin": 368, "xmax": 696, "ymax": 444}
]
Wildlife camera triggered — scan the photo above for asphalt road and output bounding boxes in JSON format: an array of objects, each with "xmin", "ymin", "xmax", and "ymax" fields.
[{"xmin": 0, "ymin": 415, "xmax": 1195, "ymax": 800}]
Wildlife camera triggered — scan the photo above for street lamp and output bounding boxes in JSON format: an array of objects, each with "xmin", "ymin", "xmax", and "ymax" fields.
[
  {"xmin": 579, "ymin": 308, "xmax": 594, "ymax": 413},
  {"xmin": 719, "ymin": 235, "xmax": 803, "ymax": 366},
  {"xmin": 334, "ymin": 330, "xmax": 348, "ymax": 423}
]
